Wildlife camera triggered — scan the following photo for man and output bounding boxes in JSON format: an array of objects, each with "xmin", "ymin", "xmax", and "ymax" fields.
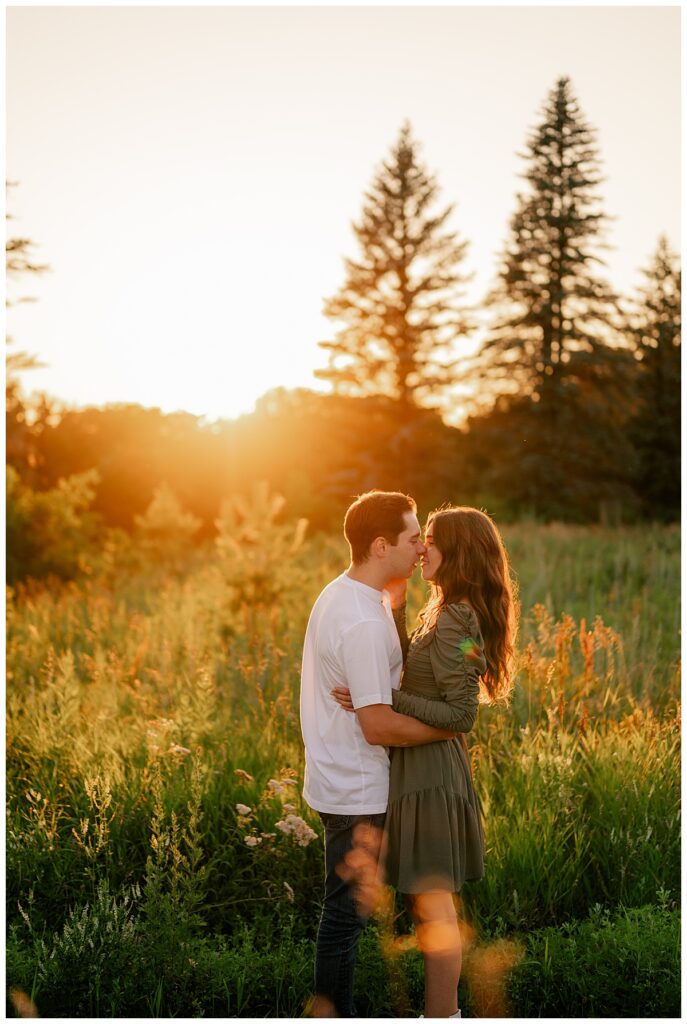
[{"xmin": 300, "ymin": 490, "xmax": 458, "ymax": 1018}]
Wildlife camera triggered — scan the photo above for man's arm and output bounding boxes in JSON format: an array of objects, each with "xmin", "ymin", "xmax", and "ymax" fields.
[{"xmin": 355, "ymin": 703, "xmax": 456, "ymax": 747}]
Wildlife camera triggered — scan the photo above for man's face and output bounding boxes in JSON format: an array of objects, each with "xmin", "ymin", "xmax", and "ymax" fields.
[{"xmin": 385, "ymin": 511, "xmax": 426, "ymax": 580}]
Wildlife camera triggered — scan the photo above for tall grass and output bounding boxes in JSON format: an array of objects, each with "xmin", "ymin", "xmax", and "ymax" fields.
[{"xmin": 6, "ymin": 518, "xmax": 680, "ymax": 1016}]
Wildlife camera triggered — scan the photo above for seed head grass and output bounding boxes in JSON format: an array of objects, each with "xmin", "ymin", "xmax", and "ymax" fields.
[{"xmin": 6, "ymin": 513, "xmax": 680, "ymax": 1016}]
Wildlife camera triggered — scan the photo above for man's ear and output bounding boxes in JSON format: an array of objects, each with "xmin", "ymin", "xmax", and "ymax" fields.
[{"xmin": 370, "ymin": 536, "xmax": 387, "ymax": 559}]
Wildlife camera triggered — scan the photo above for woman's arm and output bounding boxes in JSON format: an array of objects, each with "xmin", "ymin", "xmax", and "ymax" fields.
[{"xmin": 391, "ymin": 606, "xmax": 486, "ymax": 732}]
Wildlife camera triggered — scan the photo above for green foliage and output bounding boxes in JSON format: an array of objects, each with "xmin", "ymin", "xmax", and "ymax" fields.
[
  {"xmin": 463, "ymin": 396, "xmax": 640, "ymax": 522},
  {"xmin": 467, "ymin": 707, "xmax": 680, "ymax": 934},
  {"xmin": 6, "ymin": 465, "xmax": 101, "ymax": 583},
  {"xmin": 508, "ymin": 901, "xmax": 680, "ymax": 1017},
  {"xmin": 499, "ymin": 522, "xmax": 680, "ymax": 705},
  {"xmin": 34, "ymin": 404, "xmax": 231, "ymax": 533},
  {"xmin": 474, "ymin": 75, "xmax": 621, "ymax": 399},
  {"xmin": 143, "ymin": 753, "xmax": 208, "ymax": 938},
  {"xmin": 7, "ymin": 901, "xmax": 679, "ymax": 1018},
  {"xmin": 7, "ymin": 371, "xmax": 679, "ymax": 539},
  {"xmin": 465, "ymin": 76, "xmax": 636, "ymax": 518},
  {"xmin": 625, "ymin": 235, "xmax": 681, "ymax": 518},
  {"xmin": 31, "ymin": 882, "xmax": 143, "ymax": 1017},
  {"xmin": 5, "ymin": 523, "xmax": 680, "ymax": 1016}
]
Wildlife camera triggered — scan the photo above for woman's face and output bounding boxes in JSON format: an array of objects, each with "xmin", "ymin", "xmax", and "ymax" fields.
[{"xmin": 420, "ymin": 522, "xmax": 443, "ymax": 581}]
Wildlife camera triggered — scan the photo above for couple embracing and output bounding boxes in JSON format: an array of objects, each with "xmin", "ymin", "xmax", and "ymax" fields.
[{"xmin": 300, "ymin": 491, "xmax": 517, "ymax": 1018}]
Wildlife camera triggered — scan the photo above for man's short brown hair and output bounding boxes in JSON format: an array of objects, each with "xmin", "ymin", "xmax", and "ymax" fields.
[{"xmin": 343, "ymin": 490, "xmax": 417, "ymax": 565}]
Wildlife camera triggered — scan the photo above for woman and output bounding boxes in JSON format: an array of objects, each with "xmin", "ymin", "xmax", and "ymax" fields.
[{"xmin": 333, "ymin": 506, "xmax": 517, "ymax": 1018}]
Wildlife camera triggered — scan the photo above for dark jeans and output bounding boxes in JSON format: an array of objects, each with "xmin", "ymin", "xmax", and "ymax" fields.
[{"xmin": 314, "ymin": 811, "xmax": 386, "ymax": 1018}]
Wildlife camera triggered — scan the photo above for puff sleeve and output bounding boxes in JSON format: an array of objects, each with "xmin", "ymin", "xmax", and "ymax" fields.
[{"xmin": 391, "ymin": 604, "xmax": 485, "ymax": 731}]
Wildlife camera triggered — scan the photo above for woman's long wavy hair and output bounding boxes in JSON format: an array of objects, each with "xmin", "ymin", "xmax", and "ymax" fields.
[{"xmin": 417, "ymin": 506, "xmax": 518, "ymax": 704}]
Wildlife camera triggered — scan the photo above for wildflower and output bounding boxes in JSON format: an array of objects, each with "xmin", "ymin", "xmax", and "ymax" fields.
[
  {"xmin": 169, "ymin": 745, "xmax": 191, "ymax": 756},
  {"xmin": 235, "ymin": 803, "xmax": 251, "ymax": 816},
  {"xmin": 234, "ymin": 769, "xmax": 254, "ymax": 783},
  {"xmin": 275, "ymin": 814, "xmax": 318, "ymax": 847},
  {"xmin": 268, "ymin": 777, "xmax": 297, "ymax": 796},
  {"xmin": 244, "ymin": 835, "xmax": 261, "ymax": 847},
  {"xmin": 283, "ymin": 803, "xmax": 296, "ymax": 812}
]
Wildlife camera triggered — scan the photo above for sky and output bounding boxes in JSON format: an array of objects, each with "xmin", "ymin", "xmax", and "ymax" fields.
[{"xmin": 6, "ymin": 5, "xmax": 681, "ymax": 423}]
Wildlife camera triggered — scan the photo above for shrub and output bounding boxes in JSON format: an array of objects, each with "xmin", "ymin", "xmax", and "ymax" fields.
[
  {"xmin": 6, "ymin": 898, "xmax": 680, "ymax": 1018},
  {"xmin": 507, "ymin": 901, "xmax": 681, "ymax": 1017},
  {"xmin": 134, "ymin": 482, "xmax": 201, "ymax": 565},
  {"xmin": 20, "ymin": 881, "xmax": 144, "ymax": 1017},
  {"xmin": 215, "ymin": 480, "xmax": 309, "ymax": 632},
  {"xmin": 6, "ymin": 466, "xmax": 101, "ymax": 582}
]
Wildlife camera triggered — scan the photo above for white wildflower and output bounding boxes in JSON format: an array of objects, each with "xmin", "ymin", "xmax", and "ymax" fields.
[
  {"xmin": 274, "ymin": 814, "xmax": 318, "ymax": 847},
  {"xmin": 169, "ymin": 744, "xmax": 191, "ymax": 755},
  {"xmin": 234, "ymin": 769, "xmax": 254, "ymax": 783},
  {"xmin": 283, "ymin": 803, "xmax": 296, "ymax": 812},
  {"xmin": 235, "ymin": 804, "xmax": 251, "ymax": 816},
  {"xmin": 268, "ymin": 778, "xmax": 286, "ymax": 795},
  {"xmin": 244, "ymin": 835, "xmax": 261, "ymax": 847}
]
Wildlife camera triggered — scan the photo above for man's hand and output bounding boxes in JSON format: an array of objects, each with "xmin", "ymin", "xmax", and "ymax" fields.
[
  {"xmin": 385, "ymin": 578, "xmax": 408, "ymax": 609},
  {"xmin": 331, "ymin": 686, "xmax": 354, "ymax": 712}
]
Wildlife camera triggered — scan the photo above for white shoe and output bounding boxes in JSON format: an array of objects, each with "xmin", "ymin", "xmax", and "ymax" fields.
[{"xmin": 418, "ymin": 1012, "xmax": 461, "ymax": 1019}]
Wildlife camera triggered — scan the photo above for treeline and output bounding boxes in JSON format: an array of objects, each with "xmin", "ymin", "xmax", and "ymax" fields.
[{"xmin": 6, "ymin": 76, "xmax": 680, "ymax": 582}]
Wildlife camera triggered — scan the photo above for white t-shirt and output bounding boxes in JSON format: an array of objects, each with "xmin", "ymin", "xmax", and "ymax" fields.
[{"xmin": 300, "ymin": 573, "xmax": 403, "ymax": 814}]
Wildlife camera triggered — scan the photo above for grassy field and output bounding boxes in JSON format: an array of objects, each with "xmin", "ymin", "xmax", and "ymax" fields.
[{"xmin": 6, "ymin": 516, "xmax": 681, "ymax": 1017}]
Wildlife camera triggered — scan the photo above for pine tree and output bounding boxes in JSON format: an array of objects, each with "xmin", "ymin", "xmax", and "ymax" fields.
[
  {"xmin": 466, "ymin": 77, "xmax": 634, "ymax": 518},
  {"xmin": 626, "ymin": 236, "xmax": 681, "ymax": 518},
  {"xmin": 6, "ymin": 186, "xmax": 51, "ymax": 482},
  {"xmin": 476, "ymin": 76, "xmax": 621, "ymax": 401},
  {"xmin": 316, "ymin": 122, "xmax": 473, "ymax": 417}
]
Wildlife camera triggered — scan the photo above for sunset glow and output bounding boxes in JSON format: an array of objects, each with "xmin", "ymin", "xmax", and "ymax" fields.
[{"xmin": 6, "ymin": 6, "xmax": 680, "ymax": 422}]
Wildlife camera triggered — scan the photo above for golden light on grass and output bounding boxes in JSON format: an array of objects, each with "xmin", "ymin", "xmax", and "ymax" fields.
[
  {"xmin": 9, "ymin": 989, "xmax": 39, "ymax": 1018},
  {"xmin": 5, "ymin": 514, "xmax": 679, "ymax": 1016},
  {"xmin": 335, "ymin": 821, "xmax": 387, "ymax": 920},
  {"xmin": 306, "ymin": 993, "xmax": 336, "ymax": 1017},
  {"xmin": 462, "ymin": 937, "xmax": 524, "ymax": 1017}
]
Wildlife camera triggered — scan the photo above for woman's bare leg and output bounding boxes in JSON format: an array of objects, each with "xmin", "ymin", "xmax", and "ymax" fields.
[{"xmin": 406, "ymin": 892, "xmax": 461, "ymax": 1018}]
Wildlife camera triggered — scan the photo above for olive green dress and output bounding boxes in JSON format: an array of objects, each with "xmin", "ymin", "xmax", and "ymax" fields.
[{"xmin": 385, "ymin": 602, "xmax": 486, "ymax": 894}]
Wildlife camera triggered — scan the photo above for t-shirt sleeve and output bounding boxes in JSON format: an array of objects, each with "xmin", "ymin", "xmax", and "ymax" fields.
[{"xmin": 339, "ymin": 619, "xmax": 394, "ymax": 710}]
